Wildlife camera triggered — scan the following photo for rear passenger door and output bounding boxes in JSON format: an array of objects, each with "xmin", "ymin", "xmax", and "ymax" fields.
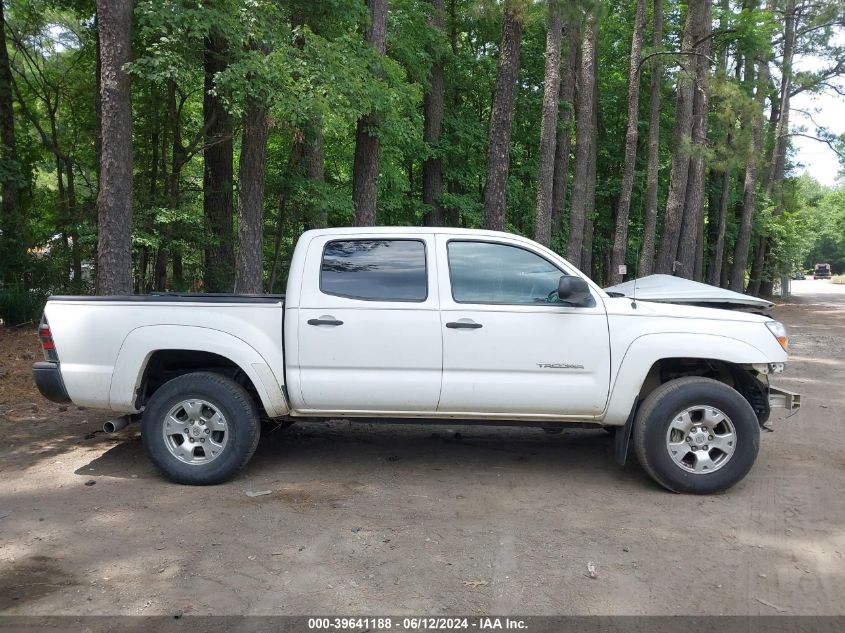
[{"xmin": 294, "ymin": 234, "xmax": 443, "ymax": 413}]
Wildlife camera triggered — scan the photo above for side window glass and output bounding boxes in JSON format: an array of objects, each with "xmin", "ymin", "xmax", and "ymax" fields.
[
  {"xmin": 320, "ymin": 240, "xmax": 427, "ymax": 301},
  {"xmin": 447, "ymin": 241, "xmax": 588, "ymax": 305}
]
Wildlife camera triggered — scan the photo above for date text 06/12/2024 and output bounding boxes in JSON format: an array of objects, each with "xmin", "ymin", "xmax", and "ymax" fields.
[{"xmin": 307, "ymin": 617, "xmax": 528, "ymax": 630}]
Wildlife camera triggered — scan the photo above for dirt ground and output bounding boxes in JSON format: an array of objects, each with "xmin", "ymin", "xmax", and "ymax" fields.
[{"xmin": 0, "ymin": 279, "xmax": 843, "ymax": 616}]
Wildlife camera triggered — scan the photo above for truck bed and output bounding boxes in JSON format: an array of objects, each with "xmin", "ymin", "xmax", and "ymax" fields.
[
  {"xmin": 48, "ymin": 293, "xmax": 285, "ymax": 304},
  {"xmin": 41, "ymin": 293, "xmax": 287, "ymax": 414}
]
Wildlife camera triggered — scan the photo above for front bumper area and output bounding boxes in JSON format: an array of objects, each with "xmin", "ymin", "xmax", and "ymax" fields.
[
  {"xmin": 769, "ymin": 385, "xmax": 801, "ymax": 414},
  {"xmin": 33, "ymin": 361, "xmax": 71, "ymax": 403}
]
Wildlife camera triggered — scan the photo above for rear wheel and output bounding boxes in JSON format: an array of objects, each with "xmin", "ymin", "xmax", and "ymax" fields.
[
  {"xmin": 633, "ymin": 377, "xmax": 760, "ymax": 494},
  {"xmin": 142, "ymin": 372, "xmax": 260, "ymax": 485}
]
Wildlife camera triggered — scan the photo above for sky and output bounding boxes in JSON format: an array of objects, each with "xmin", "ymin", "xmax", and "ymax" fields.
[
  {"xmin": 791, "ymin": 90, "xmax": 844, "ymax": 187},
  {"xmin": 790, "ymin": 31, "xmax": 845, "ymax": 187}
]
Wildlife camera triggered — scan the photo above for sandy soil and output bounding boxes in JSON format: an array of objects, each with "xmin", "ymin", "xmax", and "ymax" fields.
[{"xmin": 0, "ymin": 280, "xmax": 843, "ymax": 616}]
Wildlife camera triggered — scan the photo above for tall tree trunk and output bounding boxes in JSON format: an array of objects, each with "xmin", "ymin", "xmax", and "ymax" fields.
[
  {"xmin": 304, "ymin": 120, "xmax": 327, "ymax": 229},
  {"xmin": 352, "ymin": 0, "xmax": 388, "ymax": 227},
  {"xmin": 749, "ymin": 247, "xmax": 768, "ymax": 297},
  {"xmin": 608, "ymin": 0, "xmax": 646, "ymax": 284},
  {"xmin": 290, "ymin": 13, "xmax": 327, "ymax": 232},
  {"xmin": 720, "ymin": 239, "xmax": 730, "ymax": 287},
  {"xmin": 765, "ymin": 0, "xmax": 795, "ymax": 208},
  {"xmin": 729, "ymin": 60, "xmax": 769, "ymax": 292},
  {"xmin": 65, "ymin": 160, "xmax": 82, "ymax": 284},
  {"xmin": 482, "ymin": 4, "xmax": 522, "ymax": 231},
  {"xmin": 567, "ymin": 12, "xmax": 597, "ymax": 267},
  {"xmin": 676, "ymin": 0, "xmax": 712, "ymax": 279},
  {"xmin": 44, "ymin": 109, "xmax": 82, "ymax": 285},
  {"xmin": 753, "ymin": 0, "xmax": 796, "ymax": 297},
  {"xmin": 93, "ymin": 10, "xmax": 102, "ymax": 187},
  {"xmin": 154, "ymin": 80, "xmax": 184, "ymax": 291},
  {"xmin": 148, "ymin": 103, "xmax": 160, "ymax": 206},
  {"xmin": 267, "ymin": 188, "xmax": 288, "ymax": 294},
  {"xmin": 750, "ymin": 80, "xmax": 782, "ymax": 297},
  {"xmin": 533, "ymin": 1, "xmax": 564, "ymax": 247},
  {"xmin": 693, "ymin": 204, "xmax": 705, "ymax": 280},
  {"xmin": 637, "ymin": 0, "xmax": 663, "ymax": 277},
  {"xmin": 95, "ymin": 0, "xmax": 133, "ymax": 295},
  {"xmin": 422, "ymin": 0, "xmax": 445, "ymax": 227},
  {"xmin": 441, "ymin": 0, "xmax": 462, "ymax": 226},
  {"xmin": 709, "ymin": 169, "xmax": 730, "ymax": 285},
  {"xmin": 0, "ymin": 0, "xmax": 22, "ymax": 282},
  {"xmin": 54, "ymin": 159, "xmax": 70, "ymax": 285},
  {"xmin": 704, "ymin": 170, "xmax": 719, "ymax": 281},
  {"xmin": 139, "ymin": 96, "xmax": 161, "ymax": 293},
  {"xmin": 550, "ymin": 22, "xmax": 577, "ymax": 242},
  {"xmin": 351, "ymin": 110, "xmax": 378, "ymax": 209},
  {"xmin": 581, "ymin": 88, "xmax": 598, "ymax": 277},
  {"xmin": 582, "ymin": 216, "xmax": 594, "ymax": 279},
  {"xmin": 655, "ymin": 1, "xmax": 703, "ymax": 274},
  {"xmin": 268, "ymin": 141, "xmax": 306, "ymax": 292},
  {"xmin": 234, "ymin": 103, "xmax": 270, "ymax": 294},
  {"xmin": 747, "ymin": 235, "xmax": 766, "ymax": 295},
  {"xmin": 707, "ymin": 0, "xmax": 733, "ymax": 287},
  {"xmin": 203, "ymin": 35, "xmax": 235, "ymax": 292}
]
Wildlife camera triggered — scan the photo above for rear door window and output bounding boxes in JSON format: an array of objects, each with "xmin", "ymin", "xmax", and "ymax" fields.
[{"xmin": 320, "ymin": 239, "xmax": 427, "ymax": 302}]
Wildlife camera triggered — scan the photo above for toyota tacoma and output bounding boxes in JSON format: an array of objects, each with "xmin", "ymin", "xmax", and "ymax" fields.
[{"xmin": 32, "ymin": 228, "xmax": 800, "ymax": 493}]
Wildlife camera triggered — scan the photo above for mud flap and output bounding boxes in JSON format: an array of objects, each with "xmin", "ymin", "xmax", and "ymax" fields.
[{"xmin": 614, "ymin": 399, "xmax": 639, "ymax": 466}]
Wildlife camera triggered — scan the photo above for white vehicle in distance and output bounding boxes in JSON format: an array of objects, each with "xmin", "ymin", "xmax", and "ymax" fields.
[{"xmin": 33, "ymin": 228, "xmax": 800, "ymax": 494}]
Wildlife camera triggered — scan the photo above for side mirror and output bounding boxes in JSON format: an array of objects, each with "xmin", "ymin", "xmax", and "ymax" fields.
[{"xmin": 558, "ymin": 275, "xmax": 592, "ymax": 306}]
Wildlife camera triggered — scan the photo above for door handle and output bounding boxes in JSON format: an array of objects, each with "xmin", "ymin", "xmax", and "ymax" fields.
[
  {"xmin": 307, "ymin": 317, "xmax": 344, "ymax": 326},
  {"xmin": 446, "ymin": 320, "xmax": 482, "ymax": 329}
]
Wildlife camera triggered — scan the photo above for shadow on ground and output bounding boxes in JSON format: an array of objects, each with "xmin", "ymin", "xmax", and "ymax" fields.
[{"xmin": 72, "ymin": 422, "xmax": 652, "ymax": 491}]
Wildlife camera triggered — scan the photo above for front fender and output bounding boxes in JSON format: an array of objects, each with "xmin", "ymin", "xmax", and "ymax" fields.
[
  {"xmin": 109, "ymin": 325, "xmax": 289, "ymax": 417},
  {"xmin": 603, "ymin": 332, "xmax": 771, "ymax": 425}
]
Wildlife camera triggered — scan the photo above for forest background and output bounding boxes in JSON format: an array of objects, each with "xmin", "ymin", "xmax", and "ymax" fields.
[{"xmin": 0, "ymin": 0, "xmax": 843, "ymax": 324}]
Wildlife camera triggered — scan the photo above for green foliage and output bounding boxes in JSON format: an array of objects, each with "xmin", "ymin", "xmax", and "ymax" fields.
[
  {"xmin": 1, "ymin": 0, "xmax": 842, "ymax": 297},
  {"xmin": 798, "ymin": 182, "xmax": 845, "ymax": 274},
  {"xmin": 0, "ymin": 284, "xmax": 48, "ymax": 325}
]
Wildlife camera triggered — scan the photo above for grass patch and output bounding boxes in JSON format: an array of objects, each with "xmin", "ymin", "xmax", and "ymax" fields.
[{"xmin": 832, "ymin": 275, "xmax": 845, "ymax": 285}]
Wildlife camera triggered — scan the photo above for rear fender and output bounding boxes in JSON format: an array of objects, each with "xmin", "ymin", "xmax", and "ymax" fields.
[{"xmin": 109, "ymin": 325, "xmax": 289, "ymax": 417}]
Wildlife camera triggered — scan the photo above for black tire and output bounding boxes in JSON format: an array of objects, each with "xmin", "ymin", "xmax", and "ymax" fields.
[
  {"xmin": 632, "ymin": 377, "xmax": 760, "ymax": 494},
  {"xmin": 142, "ymin": 372, "xmax": 261, "ymax": 485}
]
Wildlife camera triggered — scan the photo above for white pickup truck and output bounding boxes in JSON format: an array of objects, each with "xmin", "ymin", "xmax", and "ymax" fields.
[{"xmin": 33, "ymin": 227, "xmax": 799, "ymax": 493}]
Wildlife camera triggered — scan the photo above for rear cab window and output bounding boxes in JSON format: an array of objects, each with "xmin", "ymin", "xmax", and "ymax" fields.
[{"xmin": 320, "ymin": 239, "xmax": 428, "ymax": 302}]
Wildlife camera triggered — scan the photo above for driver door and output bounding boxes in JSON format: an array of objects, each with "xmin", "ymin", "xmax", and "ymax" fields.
[{"xmin": 435, "ymin": 236, "xmax": 611, "ymax": 418}]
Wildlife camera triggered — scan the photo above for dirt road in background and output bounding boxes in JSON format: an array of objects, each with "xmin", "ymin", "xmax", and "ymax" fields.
[{"xmin": 1, "ymin": 280, "xmax": 843, "ymax": 616}]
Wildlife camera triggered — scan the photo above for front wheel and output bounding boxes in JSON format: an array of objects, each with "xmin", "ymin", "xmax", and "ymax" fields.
[
  {"xmin": 632, "ymin": 377, "xmax": 760, "ymax": 494},
  {"xmin": 142, "ymin": 372, "xmax": 260, "ymax": 485}
]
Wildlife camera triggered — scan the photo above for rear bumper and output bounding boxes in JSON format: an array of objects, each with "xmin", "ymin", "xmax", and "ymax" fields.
[
  {"xmin": 769, "ymin": 385, "xmax": 800, "ymax": 414},
  {"xmin": 32, "ymin": 361, "xmax": 71, "ymax": 404}
]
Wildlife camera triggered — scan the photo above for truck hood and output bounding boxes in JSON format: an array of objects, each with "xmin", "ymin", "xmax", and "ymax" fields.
[
  {"xmin": 603, "ymin": 295, "xmax": 771, "ymax": 323},
  {"xmin": 604, "ymin": 274, "xmax": 773, "ymax": 310}
]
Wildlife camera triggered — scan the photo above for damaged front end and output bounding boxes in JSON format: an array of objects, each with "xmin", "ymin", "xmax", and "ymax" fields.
[{"xmin": 743, "ymin": 363, "xmax": 801, "ymax": 424}]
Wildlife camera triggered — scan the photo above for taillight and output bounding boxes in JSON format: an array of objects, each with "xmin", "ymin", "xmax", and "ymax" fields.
[{"xmin": 39, "ymin": 316, "xmax": 59, "ymax": 362}]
